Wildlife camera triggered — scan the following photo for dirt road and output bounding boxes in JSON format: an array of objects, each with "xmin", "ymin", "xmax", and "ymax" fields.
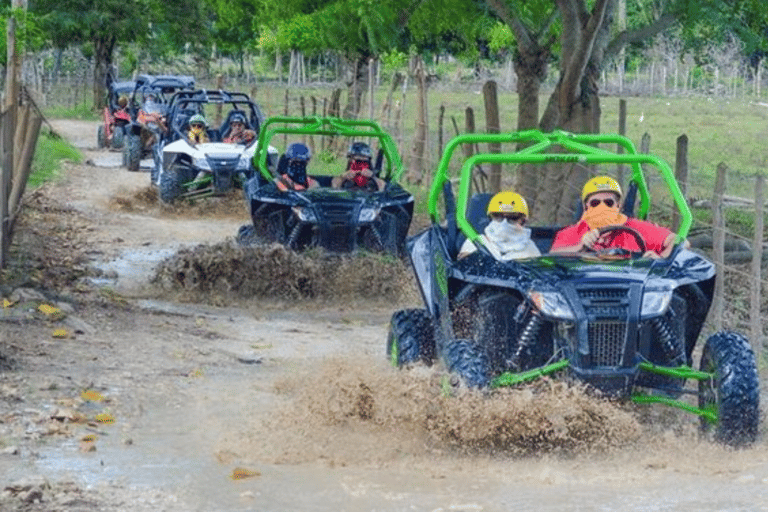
[{"xmin": 1, "ymin": 120, "xmax": 768, "ymax": 512}]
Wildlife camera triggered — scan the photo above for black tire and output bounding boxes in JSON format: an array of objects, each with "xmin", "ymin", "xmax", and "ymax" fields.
[
  {"xmin": 125, "ymin": 134, "xmax": 142, "ymax": 172},
  {"xmin": 472, "ymin": 290, "xmax": 521, "ymax": 374},
  {"xmin": 698, "ymin": 331, "xmax": 760, "ymax": 447},
  {"xmin": 110, "ymin": 126, "xmax": 125, "ymax": 149},
  {"xmin": 444, "ymin": 339, "xmax": 489, "ymax": 388},
  {"xmin": 236, "ymin": 224, "xmax": 262, "ymax": 247},
  {"xmin": 386, "ymin": 309, "xmax": 435, "ymax": 367},
  {"xmin": 97, "ymin": 125, "xmax": 106, "ymax": 148},
  {"xmin": 159, "ymin": 164, "xmax": 190, "ymax": 204}
]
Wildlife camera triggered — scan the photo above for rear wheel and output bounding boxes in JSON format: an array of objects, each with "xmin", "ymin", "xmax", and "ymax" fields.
[
  {"xmin": 698, "ymin": 331, "xmax": 760, "ymax": 447},
  {"xmin": 125, "ymin": 134, "xmax": 142, "ymax": 172},
  {"xmin": 97, "ymin": 125, "xmax": 106, "ymax": 148},
  {"xmin": 444, "ymin": 339, "xmax": 489, "ymax": 388},
  {"xmin": 159, "ymin": 164, "xmax": 191, "ymax": 204},
  {"xmin": 386, "ymin": 309, "xmax": 435, "ymax": 367}
]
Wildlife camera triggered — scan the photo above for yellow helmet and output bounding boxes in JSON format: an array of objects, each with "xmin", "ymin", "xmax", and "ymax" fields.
[
  {"xmin": 582, "ymin": 176, "xmax": 622, "ymax": 202},
  {"xmin": 487, "ymin": 191, "xmax": 528, "ymax": 217}
]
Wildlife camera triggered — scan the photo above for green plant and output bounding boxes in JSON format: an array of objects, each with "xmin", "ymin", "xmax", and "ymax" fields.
[{"xmin": 28, "ymin": 129, "xmax": 82, "ymax": 188}]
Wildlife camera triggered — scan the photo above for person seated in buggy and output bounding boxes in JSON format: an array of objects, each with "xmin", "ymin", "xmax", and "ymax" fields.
[
  {"xmin": 458, "ymin": 190, "xmax": 540, "ymax": 261},
  {"xmin": 331, "ymin": 142, "xmax": 385, "ymax": 191},
  {"xmin": 549, "ymin": 176, "xmax": 681, "ymax": 258},
  {"xmin": 187, "ymin": 114, "xmax": 210, "ymax": 145},
  {"xmin": 223, "ymin": 113, "xmax": 255, "ymax": 145},
  {"xmin": 276, "ymin": 142, "xmax": 319, "ymax": 191}
]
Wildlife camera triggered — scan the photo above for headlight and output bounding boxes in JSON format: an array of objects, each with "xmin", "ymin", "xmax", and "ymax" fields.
[
  {"xmin": 292, "ymin": 206, "xmax": 317, "ymax": 222},
  {"xmin": 641, "ymin": 290, "xmax": 673, "ymax": 318},
  {"xmin": 358, "ymin": 206, "xmax": 380, "ymax": 222},
  {"xmin": 528, "ymin": 290, "xmax": 575, "ymax": 320},
  {"xmin": 193, "ymin": 157, "xmax": 211, "ymax": 171},
  {"xmin": 236, "ymin": 154, "xmax": 251, "ymax": 170}
]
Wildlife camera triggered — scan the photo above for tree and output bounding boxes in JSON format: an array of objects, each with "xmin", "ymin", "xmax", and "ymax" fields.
[
  {"xmin": 480, "ymin": 0, "xmax": 768, "ymax": 223},
  {"xmin": 31, "ymin": 0, "xmax": 208, "ymax": 109}
]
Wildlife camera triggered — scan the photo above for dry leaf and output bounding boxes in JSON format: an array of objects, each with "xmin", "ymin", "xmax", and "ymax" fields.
[
  {"xmin": 93, "ymin": 412, "xmax": 115, "ymax": 424},
  {"xmin": 231, "ymin": 467, "xmax": 261, "ymax": 480},
  {"xmin": 2, "ymin": 298, "xmax": 12, "ymax": 308},
  {"xmin": 81, "ymin": 390, "xmax": 105, "ymax": 402},
  {"xmin": 52, "ymin": 328, "xmax": 68, "ymax": 339}
]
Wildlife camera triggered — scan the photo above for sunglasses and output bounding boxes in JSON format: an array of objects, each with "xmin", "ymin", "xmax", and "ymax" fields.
[
  {"xmin": 588, "ymin": 198, "xmax": 616, "ymax": 208},
  {"xmin": 490, "ymin": 212, "xmax": 525, "ymax": 223}
]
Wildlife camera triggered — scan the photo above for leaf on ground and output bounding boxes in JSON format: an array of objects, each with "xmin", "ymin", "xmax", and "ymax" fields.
[
  {"xmin": 231, "ymin": 467, "xmax": 261, "ymax": 480},
  {"xmin": 52, "ymin": 328, "xmax": 69, "ymax": 338},
  {"xmin": 38, "ymin": 303, "xmax": 66, "ymax": 320},
  {"xmin": 2, "ymin": 298, "xmax": 13, "ymax": 308},
  {"xmin": 93, "ymin": 412, "xmax": 115, "ymax": 424},
  {"xmin": 81, "ymin": 389, "xmax": 105, "ymax": 402}
]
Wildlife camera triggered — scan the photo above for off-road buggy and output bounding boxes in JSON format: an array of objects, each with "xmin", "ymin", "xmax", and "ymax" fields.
[
  {"xmin": 97, "ymin": 77, "xmax": 135, "ymax": 150},
  {"xmin": 241, "ymin": 116, "xmax": 414, "ymax": 256},
  {"xmin": 123, "ymin": 74, "xmax": 196, "ymax": 172},
  {"xmin": 155, "ymin": 89, "xmax": 278, "ymax": 203},
  {"xmin": 388, "ymin": 130, "xmax": 760, "ymax": 447}
]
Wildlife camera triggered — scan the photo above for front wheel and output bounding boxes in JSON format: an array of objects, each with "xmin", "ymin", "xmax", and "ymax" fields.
[
  {"xmin": 111, "ymin": 125, "xmax": 125, "ymax": 149},
  {"xmin": 698, "ymin": 331, "xmax": 760, "ymax": 447},
  {"xmin": 159, "ymin": 164, "xmax": 192, "ymax": 204},
  {"xmin": 386, "ymin": 309, "xmax": 435, "ymax": 367},
  {"xmin": 444, "ymin": 339, "xmax": 489, "ymax": 388}
]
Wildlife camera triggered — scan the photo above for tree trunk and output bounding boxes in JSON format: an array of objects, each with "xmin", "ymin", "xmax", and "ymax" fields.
[
  {"xmin": 92, "ymin": 36, "xmax": 115, "ymax": 111},
  {"xmin": 343, "ymin": 56, "xmax": 369, "ymax": 119}
]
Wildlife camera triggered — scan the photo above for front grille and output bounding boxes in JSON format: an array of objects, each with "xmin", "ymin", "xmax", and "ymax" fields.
[
  {"xmin": 577, "ymin": 286, "xmax": 629, "ymax": 319},
  {"xmin": 588, "ymin": 321, "xmax": 626, "ymax": 366},
  {"xmin": 317, "ymin": 203, "xmax": 356, "ymax": 225}
]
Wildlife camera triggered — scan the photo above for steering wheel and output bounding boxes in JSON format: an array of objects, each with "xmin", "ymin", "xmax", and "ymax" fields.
[{"xmin": 586, "ymin": 224, "xmax": 647, "ymax": 258}]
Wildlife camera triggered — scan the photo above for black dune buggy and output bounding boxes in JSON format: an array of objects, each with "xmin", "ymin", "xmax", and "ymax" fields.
[
  {"xmin": 153, "ymin": 89, "xmax": 277, "ymax": 203},
  {"xmin": 241, "ymin": 116, "xmax": 414, "ymax": 256},
  {"xmin": 123, "ymin": 74, "xmax": 196, "ymax": 172},
  {"xmin": 388, "ymin": 130, "xmax": 760, "ymax": 447},
  {"xmin": 97, "ymin": 76, "xmax": 135, "ymax": 150}
]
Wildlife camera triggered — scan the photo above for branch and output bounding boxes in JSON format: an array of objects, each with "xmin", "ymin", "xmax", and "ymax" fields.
[
  {"xmin": 485, "ymin": 0, "xmax": 533, "ymax": 49},
  {"xmin": 605, "ymin": 13, "xmax": 678, "ymax": 60},
  {"xmin": 559, "ymin": 0, "xmax": 610, "ymax": 109}
]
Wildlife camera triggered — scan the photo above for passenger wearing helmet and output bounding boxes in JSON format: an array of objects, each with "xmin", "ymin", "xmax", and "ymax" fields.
[
  {"xmin": 277, "ymin": 142, "xmax": 319, "ymax": 191},
  {"xmin": 187, "ymin": 114, "xmax": 210, "ymax": 145},
  {"xmin": 223, "ymin": 113, "xmax": 255, "ymax": 144},
  {"xmin": 458, "ymin": 191, "xmax": 540, "ymax": 261},
  {"xmin": 331, "ymin": 142, "xmax": 385, "ymax": 190},
  {"xmin": 550, "ymin": 176, "xmax": 678, "ymax": 258}
]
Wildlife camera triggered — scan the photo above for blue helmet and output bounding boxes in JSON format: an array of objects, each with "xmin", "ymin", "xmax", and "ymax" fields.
[{"xmin": 286, "ymin": 142, "xmax": 311, "ymax": 162}]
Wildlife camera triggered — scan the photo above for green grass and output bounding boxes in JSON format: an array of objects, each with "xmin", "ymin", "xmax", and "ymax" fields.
[
  {"xmin": 28, "ymin": 129, "xmax": 82, "ymax": 188},
  {"xmin": 43, "ymin": 102, "xmax": 99, "ymax": 121}
]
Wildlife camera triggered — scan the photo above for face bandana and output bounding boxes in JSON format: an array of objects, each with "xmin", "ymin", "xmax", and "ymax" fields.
[
  {"xmin": 485, "ymin": 219, "xmax": 532, "ymax": 253},
  {"xmin": 581, "ymin": 202, "xmax": 628, "ymax": 230},
  {"xmin": 287, "ymin": 161, "xmax": 308, "ymax": 185}
]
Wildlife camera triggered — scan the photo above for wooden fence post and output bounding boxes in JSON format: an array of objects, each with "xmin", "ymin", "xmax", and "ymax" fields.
[
  {"xmin": 617, "ymin": 99, "xmax": 627, "ymax": 185},
  {"xmin": 711, "ymin": 162, "xmax": 727, "ymax": 331},
  {"xmin": 751, "ymin": 173, "xmax": 764, "ymax": 357},
  {"xmin": 673, "ymin": 134, "xmax": 688, "ymax": 231},
  {"xmin": 283, "ymin": 88, "xmax": 289, "ymax": 148},
  {"xmin": 0, "ymin": 109, "xmax": 11, "ymax": 269},
  {"xmin": 482, "ymin": 80, "xmax": 501, "ymax": 193}
]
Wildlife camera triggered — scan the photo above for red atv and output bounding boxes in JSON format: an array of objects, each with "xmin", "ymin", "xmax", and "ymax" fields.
[{"xmin": 97, "ymin": 79, "xmax": 135, "ymax": 150}]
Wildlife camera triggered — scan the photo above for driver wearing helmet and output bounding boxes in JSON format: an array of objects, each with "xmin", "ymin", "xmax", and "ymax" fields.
[
  {"xmin": 187, "ymin": 114, "xmax": 210, "ymax": 144},
  {"xmin": 223, "ymin": 113, "xmax": 255, "ymax": 144},
  {"xmin": 331, "ymin": 142, "xmax": 385, "ymax": 190},
  {"xmin": 549, "ymin": 176, "xmax": 678, "ymax": 258},
  {"xmin": 277, "ymin": 142, "xmax": 319, "ymax": 191},
  {"xmin": 458, "ymin": 191, "xmax": 540, "ymax": 261}
]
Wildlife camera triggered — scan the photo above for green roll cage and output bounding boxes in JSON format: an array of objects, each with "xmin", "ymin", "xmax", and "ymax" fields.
[
  {"xmin": 252, "ymin": 116, "xmax": 405, "ymax": 183},
  {"xmin": 428, "ymin": 130, "xmax": 691, "ymax": 246}
]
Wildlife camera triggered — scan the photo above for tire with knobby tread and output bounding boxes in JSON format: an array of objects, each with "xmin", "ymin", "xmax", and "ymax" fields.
[
  {"xmin": 97, "ymin": 125, "xmax": 106, "ymax": 148},
  {"xmin": 386, "ymin": 309, "xmax": 435, "ymax": 367},
  {"xmin": 125, "ymin": 134, "xmax": 142, "ymax": 172},
  {"xmin": 159, "ymin": 164, "xmax": 189, "ymax": 204},
  {"xmin": 444, "ymin": 339, "xmax": 489, "ymax": 388},
  {"xmin": 698, "ymin": 331, "xmax": 760, "ymax": 447},
  {"xmin": 111, "ymin": 126, "xmax": 125, "ymax": 149}
]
